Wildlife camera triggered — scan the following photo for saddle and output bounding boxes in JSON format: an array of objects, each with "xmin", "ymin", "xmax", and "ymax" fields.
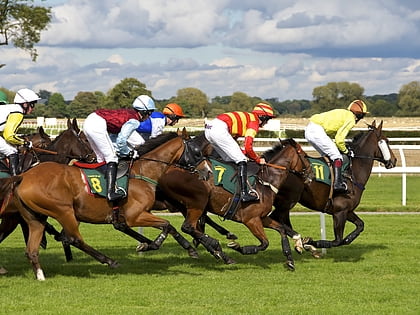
[
  {"xmin": 209, "ymin": 158, "xmax": 258, "ymax": 219},
  {"xmin": 73, "ymin": 160, "xmax": 130, "ymax": 198},
  {"xmin": 307, "ymin": 155, "xmax": 351, "ymax": 186}
]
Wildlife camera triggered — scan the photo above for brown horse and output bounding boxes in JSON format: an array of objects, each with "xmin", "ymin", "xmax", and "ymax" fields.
[
  {"xmin": 0, "ymin": 119, "xmax": 95, "ymax": 266},
  {"xmin": 156, "ymin": 136, "xmax": 312, "ymax": 270},
  {"xmin": 268, "ymin": 120, "xmax": 397, "ymax": 252},
  {"xmin": 11, "ymin": 132, "xmax": 201, "ymax": 280}
]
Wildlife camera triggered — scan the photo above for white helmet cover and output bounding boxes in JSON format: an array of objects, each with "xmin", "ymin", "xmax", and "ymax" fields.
[
  {"xmin": 14, "ymin": 88, "xmax": 41, "ymax": 104},
  {"xmin": 132, "ymin": 95, "xmax": 156, "ymax": 111}
]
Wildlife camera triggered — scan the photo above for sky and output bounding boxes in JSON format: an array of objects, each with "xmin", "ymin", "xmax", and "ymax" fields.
[{"xmin": 2, "ymin": 0, "xmax": 420, "ymax": 101}]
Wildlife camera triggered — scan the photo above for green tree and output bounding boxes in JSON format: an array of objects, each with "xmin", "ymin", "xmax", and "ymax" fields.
[
  {"xmin": 0, "ymin": 0, "xmax": 52, "ymax": 64},
  {"xmin": 68, "ymin": 91, "xmax": 105, "ymax": 118},
  {"xmin": 47, "ymin": 92, "xmax": 67, "ymax": 117},
  {"xmin": 396, "ymin": 81, "xmax": 420, "ymax": 116},
  {"xmin": 229, "ymin": 91, "xmax": 253, "ymax": 112},
  {"xmin": 103, "ymin": 78, "xmax": 152, "ymax": 109},
  {"xmin": 174, "ymin": 87, "xmax": 209, "ymax": 118},
  {"xmin": 311, "ymin": 81, "xmax": 364, "ymax": 113}
]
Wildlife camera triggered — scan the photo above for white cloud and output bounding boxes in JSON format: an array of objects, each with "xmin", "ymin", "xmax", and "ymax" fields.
[{"xmin": 1, "ymin": 0, "xmax": 419, "ymax": 103}]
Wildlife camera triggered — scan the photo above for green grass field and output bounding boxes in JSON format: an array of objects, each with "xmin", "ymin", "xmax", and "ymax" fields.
[
  {"xmin": 1, "ymin": 214, "xmax": 419, "ymax": 314},
  {"xmin": 1, "ymin": 175, "xmax": 419, "ymax": 314}
]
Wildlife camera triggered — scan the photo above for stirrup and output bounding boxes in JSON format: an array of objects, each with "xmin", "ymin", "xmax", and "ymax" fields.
[
  {"xmin": 241, "ymin": 190, "xmax": 259, "ymax": 202},
  {"xmin": 333, "ymin": 182, "xmax": 347, "ymax": 194}
]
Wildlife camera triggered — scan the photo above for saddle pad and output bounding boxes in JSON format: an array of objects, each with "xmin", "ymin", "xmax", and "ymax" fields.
[
  {"xmin": 209, "ymin": 158, "xmax": 256, "ymax": 195},
  {"xmin": 0, "ymin": 171, "xmax": 10, "ymax": 179},
  {"xmin": 80, "ymin": 168, "xmax": 129, "ymax": 198},
  {"xmin": 307, "ymin": 157, "xmax": 350, "ymax": 185}
]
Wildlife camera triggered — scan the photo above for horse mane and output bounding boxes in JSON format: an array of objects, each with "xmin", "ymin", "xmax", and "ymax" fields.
[
  {"xmin": 262, "ymin": 138, "xmax": 297, "ymax": 160},
  {"xmin": 137, "ymin": 132, "xmax": 179, "ymax": 156}
]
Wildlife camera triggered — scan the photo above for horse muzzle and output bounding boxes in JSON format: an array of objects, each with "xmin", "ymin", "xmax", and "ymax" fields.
[{"xmin": 384, "ymin": 158, "xmax": 397, "ymax": 169}]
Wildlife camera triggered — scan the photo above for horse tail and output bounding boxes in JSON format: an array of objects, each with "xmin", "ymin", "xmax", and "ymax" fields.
[{"xmin": 0, "ymin": 176, "xmax": 23, "ymax": 215}]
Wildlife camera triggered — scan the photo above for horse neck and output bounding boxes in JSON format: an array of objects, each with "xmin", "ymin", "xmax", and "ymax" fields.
[
  {"xmin": 351, "ymin": 132, "xmax": 377, "ymax": 185},
  {"xmin": 263, "ymin": 145, "xmax": 298, "ymax": 189},
  {"xmin": 133, "ymin": 137, "xmax": 184, "ymax": 179}
]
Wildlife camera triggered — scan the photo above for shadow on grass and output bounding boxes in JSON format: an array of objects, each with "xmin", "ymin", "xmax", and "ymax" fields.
[{"xmin": 1, "ymin": 240, "xmax": 388, "ymax": 279}]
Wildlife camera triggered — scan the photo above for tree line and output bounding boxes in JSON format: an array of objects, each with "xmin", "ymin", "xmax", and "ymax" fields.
[
  {"xmin": 2, "ymin": 78, "xmax": 420, "ymax": 119},
  {"xmin": 2, "ymin": 2, "xmax": 420, "ymax": 118}
]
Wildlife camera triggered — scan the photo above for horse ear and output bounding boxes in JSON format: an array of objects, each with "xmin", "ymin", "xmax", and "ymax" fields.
[
  {"xmin": 67, "ymin": 118, "xmax": 72, "ymax": 129},
  {"xmin": 182, "ymin": 127, "xmax": 188, "ymax": 139},
  {"xmin": 72, "ymin": 118, "xmax": 80, "ymax": 133},
  {"xmin": 371, "ymin": 120, "xmax": 376, "ymax": 128},
  {"xmin": 38, "ymin": 126, "xmax": 46, "ymax": 137},
  {"xmin": 378, "ymin": 120, "xmax": 383, "ymax": 131}
]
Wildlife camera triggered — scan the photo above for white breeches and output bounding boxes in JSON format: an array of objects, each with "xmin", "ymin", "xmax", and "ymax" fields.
[
  {"xmin": 204, "ymin": 118, "xmax": 247, "ymax": 164},
  {"xmin": 0, "ymin": 137, "xmax": 17, "ymax": 157},
  {"xmin": 305, "ymin": 121, "xmax": 342, "ymax": 161},
  {"xmin": 83, "ymin": 113, "xmax": 118, "ymax": 163}
]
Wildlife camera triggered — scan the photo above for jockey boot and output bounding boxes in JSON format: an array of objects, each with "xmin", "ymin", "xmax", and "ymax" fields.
[
  {"xmin": 237, "ymin": 161, "xmax": 259, "ymax": 202},
  {"xmin": 105, "ymin": 162, "xmax": 126, "ymax": 201},
  {"xmin": 8, "ymin": 153, "xmax": 19, "ymax": 176},
  {"xmin": 333, "ymin": 159, "xmax": 347, "ymax": 193}
]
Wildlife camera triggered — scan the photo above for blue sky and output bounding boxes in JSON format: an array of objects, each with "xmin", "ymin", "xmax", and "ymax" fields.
[{"xmin": 2, "ymin": 0, "xmax": 420, "ymax": 101}]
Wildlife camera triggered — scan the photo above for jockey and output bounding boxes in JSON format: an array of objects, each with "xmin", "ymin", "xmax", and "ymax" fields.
[
  {"xmin": 83, "ymin": 95, "xmax": 155, "ymax": 201},
  {"xmin": 0, "ymin": 88, "xmax": 40, "ymax": 175},
  {"xmin": 305, "ymin": 100, "xmax": 369, "ymax": 193},
  {"xmin": 204, "ymin": 102, "xmax": 276, "ymax": 202},
  {"xmin": 123, "ymin": 103, "xmax": 185, "ymax": 150}
]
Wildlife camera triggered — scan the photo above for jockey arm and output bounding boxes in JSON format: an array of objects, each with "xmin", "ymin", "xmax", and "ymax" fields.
[
  {"xmin": 335, "ymin": 120, "xmax": 355, "ymax": 154},
  {"xmin": 115, "ymin": 119, "xmax": 140, "ymax": 156},
  {"xmin": 3, "ymin": 113, "xmax": 25, "ymax": 145},
  {"xmin": 242, "ymin": 126, "xmax": 261, "ymax": 163}
]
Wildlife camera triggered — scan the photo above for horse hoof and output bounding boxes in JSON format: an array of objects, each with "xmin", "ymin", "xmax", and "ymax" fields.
[
  {"xmin": 227, "ymin": 241, "xmax": 240, "ymax": 249},
  {"xmin": 0, "ymin": 267, "xmax": 8, "ymax": 275},
  {"xmin": 285, "ymin": 261, "xmax": 295, "ymax": 271},
  {"xmin": 294, "ymin": 246, "xmax": 303, "ymax": 255},
  {"xmin": 187, "ymin": 247, "xmax": 199, "ymax": 259},
  {"xmin": 36, "ymin": 268, "xmax": 46, "ymax": 281},
  {"xmin": 312, "ymin": 251, "xmax": 322, "ymax": 259},
  {"xmin": 136, "ymin": 243, "xmax": 148, "ymax": 252},
  {"xmin": 109, "ymin": 261, "xmax": 120, "ymax": 268},
  {"xmin": 226, "ymin": 233, "xmax": 238, "ymax": 240},
  {"xmin": 225, "ymin": 258, "xmax": 236, "ymax": 265}
]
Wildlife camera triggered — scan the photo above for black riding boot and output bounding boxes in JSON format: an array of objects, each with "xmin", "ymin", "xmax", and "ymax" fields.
[
  {"xmin": 237, "ymin": 161, "xmax": 259, "ymax": 202},
  {"xmin": 8, "ymin": 153, "xmax": 19, "ymax": 176},
  {"xmin": 333, "ymin": 159, "xmax": 347, "ymax": 193},
  {"xmin": 106, "ymin": 162, "xmax": 126, "ymax": 201}
]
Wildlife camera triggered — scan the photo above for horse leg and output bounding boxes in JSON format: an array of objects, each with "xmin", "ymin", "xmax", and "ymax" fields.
[
  {"xmin": 127, "ymin": 212, "xmax": 198, "ymax": 258},
  {"xmin": 181, "ymin": 209, "xmax": 235, "ymax": 264},
  {"xmin": 47, "ymin": 213, "xmax": 119, "ymax": 270},
  {"xmin": 228, "ymin": 216, "xmax": 295, "ymax": 271},
  {"xmin": 0, "ymin": 213, "xmax": 22, "ymax": 243},
  {"xmin": 166, "ymin": 225, "xmax": 199, "ymax": 258},
  {"xmin": 342, "ymin": 212, "xmax": 364, "ymax": 245},
  {"xmin": 271, "ymin": 206, "xmax": 305, "ymax": 254},
  {"xmin": 304, "ymin": 211, "xmax": 347, "ymax": 248},
  {"xmin": 204, "ymin": 214, "xmax": 238, "ymax": 241},
  {"xmin": 19, "ymin": 216, "xmax": 47, "ymax": 281}
]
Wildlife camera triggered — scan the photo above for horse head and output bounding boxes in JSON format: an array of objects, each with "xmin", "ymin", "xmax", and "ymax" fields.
[
  {"xmin": 350, "ymin": 120, "xmax": 397, "ymax": 169},
  {"xmin": 261, "ymin": 139, "xmax": 312, "ymax": 187},
  {"xmin": 48, "ymin": 122, "xmax": 96, "ymax": 163}
]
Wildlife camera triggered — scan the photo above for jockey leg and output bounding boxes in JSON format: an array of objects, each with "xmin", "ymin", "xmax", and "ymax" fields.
[
  {"xmin": 333, "ymin": 159, "xmax": 347, "ymax": 193},
  {"xmin": 8, "ymin": 153, "xmax": 19, "ymax": 176},
  {"xmin": 237, "ymin": 161, "xmax": 259, "ymax": 202},
  {"xmin": 105, "ymin": 162, "xmax": 126, "ymax": 201}
]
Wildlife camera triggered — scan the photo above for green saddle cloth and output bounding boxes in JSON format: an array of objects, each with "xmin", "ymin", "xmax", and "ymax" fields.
[
  {"xmin": 81, "ymin": 168, "xmax": 129, "ymax": 198},
  {"xmin": 0, "ymin": 171, "xmax": 10, "ymax": 179},
  {"xmin": 209, "ymin": 158, "xmax": 256, "ymax": 195},
  {"xmin": 307, "ymin": 157, "xmax": 350, "ymax": 185}
]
